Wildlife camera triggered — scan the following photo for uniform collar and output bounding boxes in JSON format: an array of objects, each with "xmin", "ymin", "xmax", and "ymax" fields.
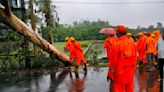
[
  {"xmin": 109, "ymin": 36, "xmax": 115, "ymax": 38},
  {"xmin": 118, "ymin": 35, "xmax": 127, "ymax": 40}
]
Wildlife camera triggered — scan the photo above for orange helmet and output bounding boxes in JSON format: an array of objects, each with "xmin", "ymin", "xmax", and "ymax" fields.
[
  {"xmin": 151, "ymin": 33, "xmax": 156, "ymax": 38},
  {"xmin": 127, "ymin": 32, "xmax": 132, "ymax": 36},
  {"xmin": 65, "ymin": 37, "xmax": 69, "ymax": 41},
  {"xmin": 138, "ymin": 32, "xmax": 144, "ymax": 36},
  {"xmin": 116, "ymin": 25, "xmax": 127, "ymax": 33},
  {"xmin": 69, "ymin": 37, "xmax": 75, "ymax": 41}
]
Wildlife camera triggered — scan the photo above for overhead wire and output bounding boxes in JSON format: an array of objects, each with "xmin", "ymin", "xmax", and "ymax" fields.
[{"xmin": 51, "ymin": 1, "xmax": 164, "ymax": 5}]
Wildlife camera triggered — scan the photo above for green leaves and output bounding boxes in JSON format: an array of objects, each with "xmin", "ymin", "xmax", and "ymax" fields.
[{"xmin": 56, "ymin": 20, "xmax": 111, "ymax": 41}]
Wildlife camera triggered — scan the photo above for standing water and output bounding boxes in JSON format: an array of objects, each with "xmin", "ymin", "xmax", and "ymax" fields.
[{"xmin": 0, "ymin": 67, "xmax": 163, "ymax": 92}]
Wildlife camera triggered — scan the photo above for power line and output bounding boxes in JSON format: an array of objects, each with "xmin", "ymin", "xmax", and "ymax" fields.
[{"xmin": 51, "ymin": 1, "xmax": 164, "ymax": 5}]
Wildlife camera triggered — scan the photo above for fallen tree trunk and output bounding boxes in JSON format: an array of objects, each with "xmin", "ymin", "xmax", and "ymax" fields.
[{"xmin": 0, "ymin": 0, "xmax": 69, "ymax": 65}]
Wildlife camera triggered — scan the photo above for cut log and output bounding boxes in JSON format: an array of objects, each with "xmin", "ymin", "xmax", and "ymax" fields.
[{"xmin": 0, "ymin": 0, "xmax": 69, "ymax": 65}]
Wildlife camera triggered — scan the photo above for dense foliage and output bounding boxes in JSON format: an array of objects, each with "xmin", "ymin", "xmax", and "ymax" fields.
[{"xmin": 48, "ymin": 20, "xmax": 164, "ymax": 42}]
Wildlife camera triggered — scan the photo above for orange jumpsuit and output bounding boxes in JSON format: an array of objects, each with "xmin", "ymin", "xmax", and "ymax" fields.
[
  {"xmin": 104, "ymin": 36, "xmax": 116, "ymax": 62},
  {"xmin": 65, "ymin": 41, "xmax": 76, "ymax": 62},
  {"xmin": 155, "ymin": 30, "xmax": 160, "ymax": 55},
  {"xmin": 146, "ymin": 36, "xmax": 156, "ymax": 54},
  {"xmin": 137, "ymin": 35, "xmax": 147, "ymax": 63},
  {"xmin": 146, "ymin": 36, "xmax": 157, "ymax": 61},
  {"xmin": 129, "ymin": 37, "xmax": 134, "ymax": 43},
  {"xmin": 73, "ymin": 41, "xmax": 86, "ymax": 65},
  {"xmin": 153, "ymin": 37, "xmax": 158, "ymax": 54},
  {"xmin": 152, "ymin": 37, "xmax": 157, "ymax": 54},
  {"xmin": 108, "ymin": 36, "xmax": 137, "ymax": 92},
  {"xmin": 155, "ymin": 30, "xmax": 160, "ymax": 41}
]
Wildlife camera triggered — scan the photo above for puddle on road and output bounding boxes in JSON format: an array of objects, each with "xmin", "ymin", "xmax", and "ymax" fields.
[
  {"xmin": 57, "ymin": 68, "xmax": 109, "ymax": 92},
  {"xmin": 0, "ymin": 67, "xmax": 163, "ymax": 92}
]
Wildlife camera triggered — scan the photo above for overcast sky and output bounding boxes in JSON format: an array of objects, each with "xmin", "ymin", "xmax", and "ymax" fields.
[{"xmin": 52, "ymin": 0, "xmax": 164, "ymax": 28}]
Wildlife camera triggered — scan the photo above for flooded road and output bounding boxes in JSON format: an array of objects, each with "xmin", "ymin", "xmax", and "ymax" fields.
[{"xmin": 0, "ymin": 67, "xmax": 163, "ymax": 92}]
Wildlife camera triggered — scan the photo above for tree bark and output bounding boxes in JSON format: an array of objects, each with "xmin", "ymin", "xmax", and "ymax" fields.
[
  {"xmin": 29, "ymin": 0, "xmax": 39, "ymax": 64},
  {"xmin": 0, "ymin": 1, "xmax": 69, "ymax": 64}
]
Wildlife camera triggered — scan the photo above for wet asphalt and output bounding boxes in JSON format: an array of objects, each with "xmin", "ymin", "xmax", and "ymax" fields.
[{"xmin": 0, "ymin": 67, "xmax": 163, "ymax": 92}]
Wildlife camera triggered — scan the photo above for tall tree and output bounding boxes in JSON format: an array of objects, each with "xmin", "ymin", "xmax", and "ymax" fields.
[
  {"xmin": 156, "ymin": 22, "xmax": 163, "ymax": 29},
  {"xmin": 148, "ymin": 25, "xmax": 154, "ymax": 31},
  {"xmin": 29, "ymin": 0, "xmax": 38, "ymax": 64},
  {"xmin": 37, "ymin": 0, "xmax": 55, "ymax": 44}
]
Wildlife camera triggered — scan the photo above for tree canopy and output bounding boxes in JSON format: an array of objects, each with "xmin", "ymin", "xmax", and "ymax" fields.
[{"xmin": 47, "ymin": 20, "xmax": 163, "ymax": 42}]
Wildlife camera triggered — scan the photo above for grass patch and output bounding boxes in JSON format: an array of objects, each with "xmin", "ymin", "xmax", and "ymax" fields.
[
  {"xmin": 53, "ymin": 42, "xmax": 66, "ymax": 52},
  {"xmin": 98, "ymin": 62, "xmax": 108, "ymax": 67},
  {"xmin": 53, "ymin": 40, "xmax": 92, "ymax": 52}
]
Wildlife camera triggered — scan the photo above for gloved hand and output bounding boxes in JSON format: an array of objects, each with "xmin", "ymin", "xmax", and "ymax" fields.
[
  {"xmin": 69, "ymin": 58, "xmax": 73, "ymax": 62},
  {"xmin": 107, "ymin": 76, "xmax": 109, "ymax": 82},
  {"xmin": 107, "ymin": 76, "xmax": 112, "ymax": 82},
  {"xmin": 106, "ymin": 76, "xmax": 111, "ymax": 82}
]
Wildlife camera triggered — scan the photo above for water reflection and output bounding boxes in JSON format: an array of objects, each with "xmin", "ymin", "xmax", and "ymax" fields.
[
  {"xmin": 68, "ymin": 70, "xmax": 87, "ymax": 92},
  {"xmin": 48, "ymin": 70, "xmax": 69, "ymax": 92},
  {"xmin": 0, "ymin": 67, "xmax": 163, "ymax": 92},
  {"xmin": 137, "ymin": 67, "xmax": 161, "ymax": 92},
  {"xmin": 0, "ymin": 69, "xmax": 69, "ymax": 92}
]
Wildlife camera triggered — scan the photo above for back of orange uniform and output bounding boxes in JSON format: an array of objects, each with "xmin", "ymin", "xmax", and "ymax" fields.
[
  {"xmin": 66, "ymin": 40, "xmax": 76, "ymax": 62},
  {"xmin": 152, "ymin": 37, "xmax": 157, "ymax": 54},
  {"xmin": 137, "ymin": 35, "xmax": 147, "ymax": 63},
  {"xmin": 73, "ymin": 41, "xmax": 86, "ymax": 65},
  {"xmin": 154, "ymin": 30, "xmax": 160, "ymax": 55},
  {"xmin": 104, "ymin": 36, "xmax": 116, "ymax": 62},
  {"xmin": 146, "ymin": 36, "xmax": 156, "ymax": 53},
  {"xmin": 155, "ymin": 30, "xmax": 161, "ymax": 41},
  {"xmin": 129, "ymin": 37, "xmax": 134, "ymax": 43},
  {"xmin": 108, "ymin": 36, "xmax": 137, "ymax": 92},
  {"xmin": 108, "ymin": 36, "xmax": 137, "ymax": 79},
  {"xmin": 152, "ymin": 35, "xmax": 157, "ymax": 54}
]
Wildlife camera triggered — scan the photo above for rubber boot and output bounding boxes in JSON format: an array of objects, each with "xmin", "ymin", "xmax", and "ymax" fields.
[{"xmin": 83, "ymin": 63, "xmax": 87, "ymax": 71}]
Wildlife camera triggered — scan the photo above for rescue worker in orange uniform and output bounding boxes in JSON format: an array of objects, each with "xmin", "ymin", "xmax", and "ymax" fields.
[
  {"xmin": 146, "ymin": 32, "xmax": 157, "ymax": 71},
  {"xmin": 104, "ymin": 33, "xmax": 116, "ymax": 62},
  {"xmin": 107, "ymin": 25, "xmax": 137, "ymax": 92},
  {"xmin": 65, "ymin": 37, "xmax": 76, "ymax": 63},
  {"xmin": 146, "ymin": 32, "xmax": 154, "ymax": 62},
  {"xmin": 69, "ymin": 37, "xmax": 87, "ymax": 71},
  {"xmin": 150, "ymin": 33, "xmax": 158, "ymax": 65},
  {"xmin": 127, "ymin": 32, "xmax": 134, "ymax": 43},
  {"xmin": 137, "ymin": 32, "xmax": 147, "ymax": 66},
  {"xmin": 151, "ymin": 33, "xmax": 157, "ymax": 55},
  {"xmin": 104, "ymin": 33, "xmax": 117, "ymax": 92},
  {"xmin": 154, "ymin": 29, "xmax": 161, "ymax": 41},
  {"xmin": 154, "ymin": 30, "xmax": 161, "ymax": 63}
]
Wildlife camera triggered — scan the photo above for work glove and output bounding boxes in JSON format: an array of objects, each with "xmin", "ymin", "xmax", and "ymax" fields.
[
  {"xmin": 107, "ymin": 76, "xmax": 111, "ymax": 82},
  {"xmin": 107, "ymin": 76, "xmax": 109, "ymax": 82},
  {"xmin": 69, "ymin": 58, "xmax": 73, "ymax": 62},
  {"xmin": 107, "ymin": 77, "xmax": 113, "ymax": 83}
]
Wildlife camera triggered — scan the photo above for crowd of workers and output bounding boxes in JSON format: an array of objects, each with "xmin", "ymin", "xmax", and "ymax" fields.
[
  {"xmin": 104, "ymin": 25, "xmax": 164, "ymax": 92},
  {"xmin": 64, "ymin": 25, "xmax": 164, "ymax": 92}
]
